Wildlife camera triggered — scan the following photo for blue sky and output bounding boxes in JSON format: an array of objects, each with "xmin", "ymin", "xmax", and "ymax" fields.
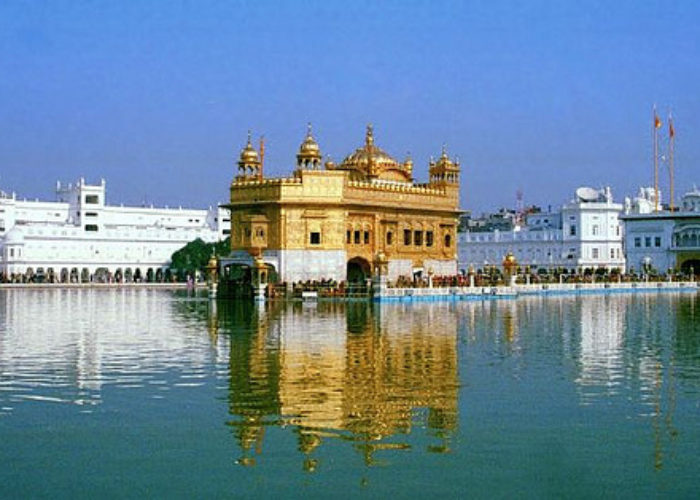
[{"xmin": 1, "ymin": 0, "xmax": 699, "ymax": 212}]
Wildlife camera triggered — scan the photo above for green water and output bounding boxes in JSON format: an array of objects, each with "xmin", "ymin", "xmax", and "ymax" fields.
[{"xmin": 0, "ymin": 289, "xmax": 698, "ymax": 498}]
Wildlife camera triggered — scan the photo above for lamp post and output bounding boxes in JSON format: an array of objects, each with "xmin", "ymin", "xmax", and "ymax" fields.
[
  {"xmin": 206, "ymin": 252, "xmax": 218, "ymax": 299},
  {"xmin": 502, "ymin": 252, "xmax": 517, "ymax": 287},
  {"xmin": 643, "ymin": 256, "xmax": 652, "ymax": 283}
]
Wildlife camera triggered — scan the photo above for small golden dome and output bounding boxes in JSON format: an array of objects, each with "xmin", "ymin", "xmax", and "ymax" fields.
[
  {"xmin": 239, "ymin": 131, "xmax": 259, "ymax": 164},
  {"xmin": 298, "ymin": 123, "xmax": 321, "ymax": 156}
]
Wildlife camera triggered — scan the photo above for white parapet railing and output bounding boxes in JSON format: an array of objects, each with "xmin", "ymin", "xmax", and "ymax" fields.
[
  {"xmin": 375, "ymin": 281, "xmax": 699, "ymax": 302},
  {"xmin": 377, "ymin": 285, "xmax": 518, "ymax": 301}
]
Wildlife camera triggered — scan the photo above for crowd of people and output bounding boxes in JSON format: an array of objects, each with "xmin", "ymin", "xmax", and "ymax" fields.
[
  {"xmin": 3, "ymin": 268, "xmax": 696, "ymax": 291},
  {"xmin": 266, "ymin": 270, "xmax": 699, "ymax": 297}
]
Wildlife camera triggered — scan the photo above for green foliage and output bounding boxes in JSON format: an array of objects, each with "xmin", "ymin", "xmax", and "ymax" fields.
[{"xmin": 169, "ymin": 238, "xmax": 230, "ymax": 279}]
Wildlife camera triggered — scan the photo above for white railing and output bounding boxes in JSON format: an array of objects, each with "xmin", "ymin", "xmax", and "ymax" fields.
[{"xmin": 376, "ymin": 281, "xmax": 698, "ymax": 301}]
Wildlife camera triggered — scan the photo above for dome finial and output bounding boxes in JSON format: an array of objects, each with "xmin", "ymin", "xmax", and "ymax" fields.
[
  {"xmin": 441, "ymin": 143, "xmax": 448, "ymax": 158},
  {"xmin": 247, "ymin": 130, "xmax": 252, "ymax": 146},
  {"xmin": 366, "ymin": 124, "xmax": 374, "ymax": 147},
  {"xmin": 306, "ymin": 122, "xmax": 313, "ymax": 138}
]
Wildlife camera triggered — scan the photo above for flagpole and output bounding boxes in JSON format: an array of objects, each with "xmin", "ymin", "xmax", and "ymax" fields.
[
  {"xmin": 653, "ymin": 107, "xmax": 660, "ymax": 212},
  {"xmin": 259, "ymin": 135, "xmax": 265, "ymax": 180},
  {"xmin": 669, "ymin": 115, "xmax": 675, "ymax": 212}
]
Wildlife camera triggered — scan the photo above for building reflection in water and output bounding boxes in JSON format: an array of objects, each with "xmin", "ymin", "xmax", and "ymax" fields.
[
  {"xmin": 575, "ymin": 295, "xmax": 626, "ymax": 398},
  {"xmin": 214, "ymin": 300, "xmax": 459, "ymax": 469},
  {"xmin": 515, "ymin": 293, "xmax": 687, "ymax": 472},
  {"xmin": 2, "ymin": 288, "xmax": 696, "ymax": 474},
  {"xmin": 0, "ymin": 288, "xmax": 219, "ymax": 410}
]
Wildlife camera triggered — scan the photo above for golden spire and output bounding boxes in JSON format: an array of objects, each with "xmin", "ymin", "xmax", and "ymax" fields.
[{"xmin": 366, "ymin": 124, "xmax": 374, "ymax": 147}]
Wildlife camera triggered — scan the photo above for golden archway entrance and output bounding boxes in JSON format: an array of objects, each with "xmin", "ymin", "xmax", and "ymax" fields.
[{"xmin": 347, "ymin": 257, "xmax": 371, "ymax": 283}]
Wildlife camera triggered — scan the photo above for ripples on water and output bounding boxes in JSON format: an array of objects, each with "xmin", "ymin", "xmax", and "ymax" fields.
[
  {"xmin": 0, "ymin": 290, "xmax": 220, "ymax": 412},
  {"xmin": 0, "ymin": 288, "xmax": 698, "ymax": 495}
]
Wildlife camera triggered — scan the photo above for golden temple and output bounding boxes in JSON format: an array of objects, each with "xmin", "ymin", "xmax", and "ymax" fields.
[{"xmin": 220, "ymin": 125, "xmax": 461, "ymax": 287}]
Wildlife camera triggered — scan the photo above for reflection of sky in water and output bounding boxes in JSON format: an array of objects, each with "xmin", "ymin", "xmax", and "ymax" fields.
[{"xmin": 0, "ymin": 289, "xmax": 699, "ymax": 494}]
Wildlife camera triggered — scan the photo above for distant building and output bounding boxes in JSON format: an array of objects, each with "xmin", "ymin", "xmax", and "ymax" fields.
[
  {"xmin": 221, "ymin": 125, "xmax": 461, "ymax": 284},
  {"xmin": 620, "ymin": 187, "xmax": 700, "ymax": 274},
  {"xmin": 0, "ymin": 179, "xmax": 228, "ymax": 282},
  {"xmin": 458, "ymin": 187, "xmax": 625, "ymax": 273},
  {"xmin": 459, "ymin": 204, "xmax": 544, "ymax": 234},
  {"xmin": 460, "ymin": 208, "xmax": 518, "ymax": 233}
]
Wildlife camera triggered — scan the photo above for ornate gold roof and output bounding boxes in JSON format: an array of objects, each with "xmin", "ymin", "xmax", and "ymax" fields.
[
  {"xmin": 335, "ymin": 125, "xmax": 412, "ymax": 182},
  {"xmin": 430, "ymin": 146, "xmax": 459, "ymax": 171},
  {"xmin": 429, "ymin": 145, "xmax": 460, "ymax": 184}
]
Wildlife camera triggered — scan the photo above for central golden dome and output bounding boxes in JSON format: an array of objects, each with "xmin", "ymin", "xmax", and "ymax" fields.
[{"xmin": 336, "ymin": 125, "xmax": 411, "ymax": 182}]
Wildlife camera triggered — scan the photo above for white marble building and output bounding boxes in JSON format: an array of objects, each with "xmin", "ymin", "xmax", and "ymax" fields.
[
  {"xmin": 458, "ymin": 187, "xmax": 626, "ymax": 273},
  {"xmin": 620, "ymin": 187, "xmax": 700, "ymax": 274},
  {"xmin": 0, "ymin": 179, "xmax": 229, "ymax": 282}
]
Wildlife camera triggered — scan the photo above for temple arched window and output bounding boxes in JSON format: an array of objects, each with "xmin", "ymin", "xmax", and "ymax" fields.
[{"xmin": 414, "ymin": 230, "xmax": 423, "ymax": 246}]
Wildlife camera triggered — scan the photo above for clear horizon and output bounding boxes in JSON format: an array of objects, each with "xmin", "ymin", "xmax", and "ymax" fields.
[{"xmin": 1, "ymin": 1, "xmax": 698, "ymax": 213}]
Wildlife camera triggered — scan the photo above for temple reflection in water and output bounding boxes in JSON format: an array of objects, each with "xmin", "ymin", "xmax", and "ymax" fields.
[
  {"xmin": 215, "ymin": 301, "xmax": 459, "ymax": 468},
  {"xmin": 1, "ymin": 289, "xmax": 697, "ymax": 476}
]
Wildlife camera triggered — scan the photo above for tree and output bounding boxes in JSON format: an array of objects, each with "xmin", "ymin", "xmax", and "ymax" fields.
[{"xmin": 169, "ymin": 238, "xmax": 230, "ymax": 280}]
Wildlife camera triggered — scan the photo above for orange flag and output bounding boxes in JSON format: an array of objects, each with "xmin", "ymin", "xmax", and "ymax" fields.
[
  {"xmin": 654, "ymin": 114, "xmax": 662, "ymax": 129},
  {"xmin": 669, "ymin": 119, "xmax": 675, "ymax": 138}
]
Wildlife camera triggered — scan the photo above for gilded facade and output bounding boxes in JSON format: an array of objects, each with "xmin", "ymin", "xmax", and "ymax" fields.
[{"xmin": 222, "ymin": 125, "xmax": 461, "ymax": 283}]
